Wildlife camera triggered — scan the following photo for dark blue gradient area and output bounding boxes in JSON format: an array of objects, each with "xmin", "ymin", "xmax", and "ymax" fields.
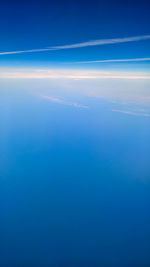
[
  {"xmin": 0, "ymin": 81, "xmax": 150, "ymax": 267},
  {"xmin": 0, "ymin": 0, "xmax": 150, "ymax": 69}
]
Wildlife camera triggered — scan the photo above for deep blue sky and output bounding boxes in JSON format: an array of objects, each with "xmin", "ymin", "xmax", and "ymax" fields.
[{"xmin": 0, "ymin": 0, "xmax": 150, "ymax": 68}]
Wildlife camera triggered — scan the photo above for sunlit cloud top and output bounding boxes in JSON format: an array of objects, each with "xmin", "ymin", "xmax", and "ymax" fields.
[
  {"xmin": 1, "ymin": 67, "xmax": 150, "ymax": 107},
  {"xmin": 0, "ymin": 68, "xmax": 150, "ymax": 80}
]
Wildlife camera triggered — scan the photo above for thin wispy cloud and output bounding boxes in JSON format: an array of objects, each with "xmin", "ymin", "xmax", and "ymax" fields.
[
  {"xmin": 49, "ymin": 35, "xmax": 150, "ymax": 50},
  {"xmin": 40, "ymin": 95, "xmax": 88, "ymax": 109},
  {"xmin": 0, "ymin": 35, "xmax": 150, "ymax": 55},
  {"xmin": 0, "ymin": 48, "xmax": 53, "ymax": 55},
  {"xmin": 112, "ymin": 109, "xmax": 150, "ymax": 117},
  {"xmin": 73, "ymin": 57, "xmax": 150, "ymax": 64}
]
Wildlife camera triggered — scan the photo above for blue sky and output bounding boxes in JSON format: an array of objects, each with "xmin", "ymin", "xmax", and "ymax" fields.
[
  {"xmin": 0, "ymin": 0, "xmax": 150, "ymax": 71},
  {"xmin": 1, "ymin": 2, "xmax": 150, "ymax": 266},
  {"xmin": 1, "ymin": 77, "xmax": 150, "ymax": 266}
]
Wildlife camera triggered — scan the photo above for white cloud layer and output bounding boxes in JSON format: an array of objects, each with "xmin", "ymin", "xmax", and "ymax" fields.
[
  {"xmin": 0, "ymin": 68, "xmax": 150, "ymax": 106},
  {"xmin": 0, "ymin": 68, "xmax": 150, "ymax": 80}
]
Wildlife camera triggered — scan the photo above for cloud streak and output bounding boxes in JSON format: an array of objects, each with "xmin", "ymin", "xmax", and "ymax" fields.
[
  {"xmin": 73, "ymin": 57, "xmax": 150, "ymax": 64},
  {"xmin": 49, "ymin": 35, "xmax": 150, "ymax": 50},
  {"xmin": 112, "ymin": 109, "xmax": 150, "ymax": 117},
  {"xmin": 0, "ymin": 35, "xmax": 150, "ymax": 55},
  {"xmin": 40, "ymin": 95, "xmax": 88, "ymax": 109}
]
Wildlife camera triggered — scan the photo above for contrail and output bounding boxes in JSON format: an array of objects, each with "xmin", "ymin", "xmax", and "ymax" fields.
[
  {"xmin": 72, "ymin": 57, "xmax": 150, "ymax": 64},
  {"xmin": 0, "ymin": 35, "xmax": 150, "ymax": 55},
  {"xmin": 49, "ymin": 35, "xmax": 150, "ymax": 50},
  {"xmin": 0, "ymin": 48, "xmax": 54, "ymax": 55}
]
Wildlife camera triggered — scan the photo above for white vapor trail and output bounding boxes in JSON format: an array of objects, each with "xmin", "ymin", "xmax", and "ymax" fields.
[
  {"xmin": 0, "ymin": 35, "xmax": 150, "ymax": 55},
  {"xmin": 40, "ymin": 95, "xmax": 88, "ymax": 109},
  {"xmin": 49, "ymin": 35, "xmax": 150, "ymax": 50},
  {"xmin": 73, "ymin": 57, "xmax": 150, "ymax": 64},
  {"xmin": 112, "ymin": 109, "xmax": 150, "ymax": 117}
]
